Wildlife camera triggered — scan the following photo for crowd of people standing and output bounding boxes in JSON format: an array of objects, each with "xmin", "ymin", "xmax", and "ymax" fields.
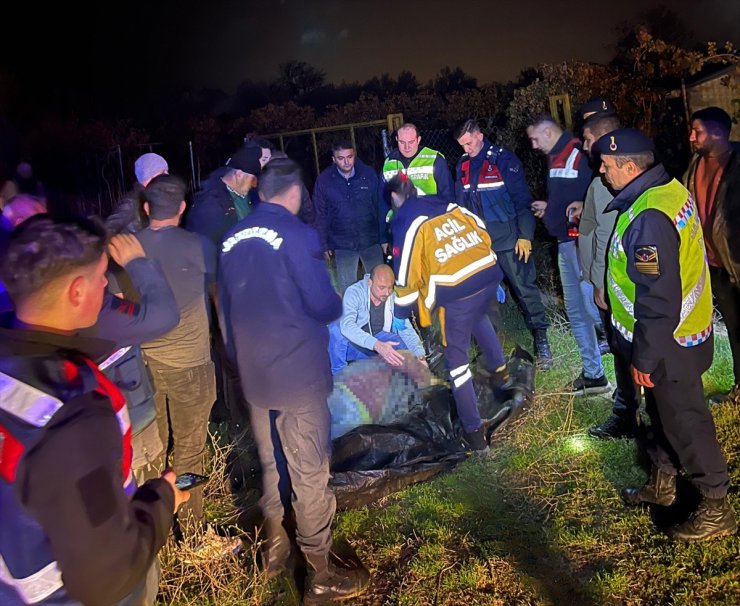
[{"xmin": 0, "ymin": 99, "xmax": 738, "ymax": 605}]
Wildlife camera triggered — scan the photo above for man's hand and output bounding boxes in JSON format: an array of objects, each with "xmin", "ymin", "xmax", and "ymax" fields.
[
  {"xmin": 514, "ymin": 239, "xmax": 532, "ymax": 263},
  {"xmin": 531, "ymin": 200, "xmax": 547, "ymax": 219},
  {"xmin": 381, "ymin": 243, "xmax": 389, "ymax": 255},
  {"xmin": 565, "ymin": 201, "xmax": 583, "ymax": 221},
  {"xmin": 630, "ymin": 365, "xmax": 654, "ymax": 388},
  {"xmin": 374, "ymin": 340, "xmax": 404, "ymax": 366},
  {"xmin": 418, "ymin": 355, "xmax": 428, "ymax": 368},
  {"xmin": 594, "ymin": 287, "xmax": 608, "ymax": 310},
  {"xmin": 108, "ymin": 234, "xmax": 146, "ymax": 266},
  {"xmin": 324, "ymin": 250, "xmax": 333, "ymax": 262},
  {"xmin": 161, "ymin": 470, "xmax": 191, "ymax": 514}
]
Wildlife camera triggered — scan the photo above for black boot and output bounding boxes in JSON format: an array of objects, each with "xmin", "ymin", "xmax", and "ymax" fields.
[
  {"xmin": 588, "ymin": 413, "xmax": 633, "ymax": 439},
  {"xmin": 304, "ymin": 553, "xmax": 370, "ymax": 604},
  {"xmin": 262, "ymin": 518, "xmax": 291, "ymax": 579},
  {"xmin": 490, "ymin": 365, "xmax": 514, "ymax": 402},
  {"xmin": 668, "ymin": 496, "xmax": 737, "ymax": 541},
  {"xmin": 532, "ymin": 329, "xmax": 552, "ymax": 371},
  {"xmin": 463, "ymin": 426, "xmax": 489, "ymax": 454},
  {"xmin": 621, "ymin": 466, "xmax": 676, "ymax": 507}
]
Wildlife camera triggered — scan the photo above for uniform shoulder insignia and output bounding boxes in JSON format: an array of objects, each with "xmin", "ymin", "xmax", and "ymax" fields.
[
  {"xmin": 634, "ymin": 245, "xmax": 660, "ymax": 275},
  {"xmin": 111, "ymin": 298, "xmax": 139, "ymax": 316}
]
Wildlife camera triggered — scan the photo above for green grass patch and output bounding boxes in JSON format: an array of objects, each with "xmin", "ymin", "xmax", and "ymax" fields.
[{"xmin": 159, "ymin": 300, "xmax": 739, "ymax": 604}]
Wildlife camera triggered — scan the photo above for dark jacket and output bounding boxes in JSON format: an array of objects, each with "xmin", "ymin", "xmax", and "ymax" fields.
[
  {"xmin": 606, "ymin": 164, "xmax": 713, "ymax": 380},
  {"xmin": 455, "ymin": 140, "xmax": 536, "ymax": 251},
  {"xmin": 543, "ymin": 132, "xmax": 592, "ymax": 242},
  {"xmin": 0, "ymin": 327, "xmax": 174, "ymax": 606},
  {"xmin": 683, "ymin": 143, "xmax": 740, "ymax": 283},
  {"xmin": 105, "ymin": 183, "xmax": 146, "ymax": 235},
  {"xmin": 186, "ymin": 167, "xmax": 239, "ymax": 246},
  {"xmin": 218, "ymin": 203, "xmax": 342, "ymax": 409},
  {"xmin": 313, "ymin": 159, "xmax": 387, "ymax": 252},
  {"xmin": 80, "ymin": 257, "xmax": 180, "ymax": 434}
]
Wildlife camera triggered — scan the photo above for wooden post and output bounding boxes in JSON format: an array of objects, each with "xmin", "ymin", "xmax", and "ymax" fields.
[
  {"xmin": 279, "ymin": 135, "xmax": 285, "ymax": 152},
  {"xmin": 350, "ymin": 126, "xmax": 357, "ymax": 151}
]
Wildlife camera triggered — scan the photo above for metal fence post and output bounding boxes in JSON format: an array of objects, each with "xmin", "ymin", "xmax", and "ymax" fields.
[{"xmin": 311, "ymin": 131, "xmax": 320, "ymax": 178}]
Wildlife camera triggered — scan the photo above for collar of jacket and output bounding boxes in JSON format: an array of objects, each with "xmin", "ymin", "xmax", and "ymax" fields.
[
  {"xmin": 549, "ymin": 131, "xmax": 578, "ymax": 157},
  {"xmin": 605, "ymin": 164, "xmax": 672, "ymax": 214},
  {"xmin": 251, "ymin": 201, "xmax": 295, "ymax": 218},
  {"xmin": 0, "ymin": 321, "xmax": 114, "ymax": 361}
]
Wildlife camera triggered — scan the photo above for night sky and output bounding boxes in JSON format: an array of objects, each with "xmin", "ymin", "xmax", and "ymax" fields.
[{"xmin": 5, "ymin": 0, "xmax": 738, "ymax": 101}]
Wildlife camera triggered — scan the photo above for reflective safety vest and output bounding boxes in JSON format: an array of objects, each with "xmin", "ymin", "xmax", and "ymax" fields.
[
  {"xmin": 607, "ymin": 179, "xmax": 713, "ymax": 347},
  {"xmin": 0, "ymin": 357, "xmax": 134, "ymax": 605},
  {"xmin": 383, "ymin": 147, "xmax": 442, "ymax": 196}
]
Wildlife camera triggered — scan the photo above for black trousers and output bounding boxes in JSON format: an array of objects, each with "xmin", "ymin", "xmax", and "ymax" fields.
[
  {"xmin": 600, "ymin": 307, "xmax": 640, "ymax": 425},
  {"xmin": 644, "ymin": 374, "xmax": 730, "ymax": 498},
  {"xmin": 495, "ymin": 248, "xmax": 548, "ymax": 330},
  {"xmin": 710, "ymin": 265, "xmax": 740, "ymax": 385}
]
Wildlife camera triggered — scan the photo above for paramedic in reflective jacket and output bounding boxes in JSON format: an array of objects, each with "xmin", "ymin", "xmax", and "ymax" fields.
[{"xmin": 387, "ymin": 173, "xmax": 510, "ymax": 453}]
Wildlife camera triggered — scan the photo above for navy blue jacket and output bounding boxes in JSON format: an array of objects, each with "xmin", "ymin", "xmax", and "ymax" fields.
[
  {"xmin": 186, "ymin": 167, "xmax": 240, "ymax": 247},
  {"xmin": 80, "ymin": 257, "xmax": 180, "ymax": 433},
  {"xmin": 389, "ymin": 195, "xmax": 447, "ymax": 272},
  {"xmin": 455, "ymin": 140, "xmax": 536, "ymax": 251},
  {"xmin": 313, "ymin": 159, "xmax": 387, "ymax": 252},
  {"xmin": 544, "ymin": 132, "xmax": 592, "ymax": 242},
  {"xmin": 218, "ymin": 203, "xmax": 342, "ymax": 409},
  {"xmin": 606, "ymin": 164, "xmax": 713, "ymax": 380}
]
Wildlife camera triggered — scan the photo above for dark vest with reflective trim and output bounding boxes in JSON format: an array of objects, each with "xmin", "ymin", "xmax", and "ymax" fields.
[{"xmin": 0, "ymin": 354, "xmax": 133, "ymax": 605}]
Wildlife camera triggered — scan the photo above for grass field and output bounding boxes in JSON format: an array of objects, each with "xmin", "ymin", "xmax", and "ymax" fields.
[{"xmin": 157, "ymin": 301, "xmax": 740, "ymax": 605}]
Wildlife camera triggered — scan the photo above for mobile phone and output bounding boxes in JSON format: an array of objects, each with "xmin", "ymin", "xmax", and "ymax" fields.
[{"xmin": 174, "ymin": 472, "xmax": 209, "ymax": 490}]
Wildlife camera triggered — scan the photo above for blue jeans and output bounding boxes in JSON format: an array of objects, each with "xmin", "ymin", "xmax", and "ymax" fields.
[
  {"xmin": 328, "ymin": 321, "xmax": 408, "ymax": 374},
  {"xmin": 334, "ymin": 245, "xmax": 384, "ymax": 294},
  {"xmin": 557, "ymin": 241, "xmax": 604, "ymax": 379}
]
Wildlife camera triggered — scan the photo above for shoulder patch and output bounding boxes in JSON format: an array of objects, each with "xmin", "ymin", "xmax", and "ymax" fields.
[{"xmin": 634, "ymin": 245, "xmax": 660, "ymax": 275}]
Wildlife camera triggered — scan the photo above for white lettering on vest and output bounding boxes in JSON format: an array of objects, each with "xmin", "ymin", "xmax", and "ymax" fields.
[
  {"xmin": 222, "ymin": 227, "xmax": 284, "ymax": 254},
  {"xmin": 434, "ymin": 231, "xmax": 484, "ymax": 262},
  {"xmin": 433, "ymin": 218, "xmax": 466, "ymax": 241}
]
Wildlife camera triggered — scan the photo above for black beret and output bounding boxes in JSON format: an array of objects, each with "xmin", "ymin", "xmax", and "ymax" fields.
[
  {"xmin": 580, "ymin": 98, "xmax": 616, "ymax": 119},
  {"xmin": 594, "ymin": 128, "xmax": 655, "ymax": 156}
]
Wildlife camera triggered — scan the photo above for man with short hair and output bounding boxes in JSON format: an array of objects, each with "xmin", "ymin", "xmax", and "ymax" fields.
[
  {"xmin": 329, "ymin": 263, "xmax": 426, "ymax": 373},
  {"xmin": 596, "ymin": 128, "xmax": 736, "ymax": 541},
  {"xmin": 527, "ymin": 115, "xmax": 609, "ymax": 394},
  {"xmin": 572, "ymin": 111, "xmax": 642, "ymax": 439},
  {"xmin": 186, "ymin": 146, "xmax": 262, "ymax": 245},
  {"xmin": 219, "ymin": 158, "xmax": 370, "ymax": 602},
  {"xmin": 455, "ymin": 119, "xmax": 552, "ymax": 369},
  {"xmin": 314, "ymin": 141, "xmax": 387, "ymax": 294},
  {"xmin": 135, "ymin": 175, "xmax": 220, "ymax": 533},
  {"xmin": 106, "ymin": 152, "xmax": 169, "ymax": 235},
  {"xmin": 381, "ymin": 122, "xmax": 454, "ymax": 201},
  {"xmin": 684, "ymin": 106, "xmax": 740, "ymax": 406},
  {"xmin": 0, "ymin": 215, "xmax": 188, "ymax": 606}
]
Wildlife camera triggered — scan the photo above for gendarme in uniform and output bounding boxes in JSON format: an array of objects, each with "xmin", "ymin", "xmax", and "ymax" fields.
[{"xmin": 596, "ymin": 128, "xmax": 735, "ymax": 541}]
